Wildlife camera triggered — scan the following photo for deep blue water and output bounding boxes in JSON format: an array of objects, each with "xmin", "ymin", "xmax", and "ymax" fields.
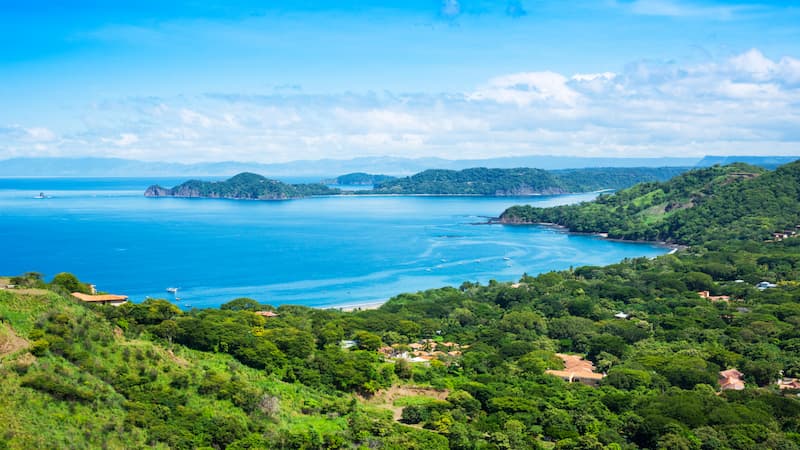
[{"xmin": 0, "ymin": 178, "xmax": 668, "ymax": 309}]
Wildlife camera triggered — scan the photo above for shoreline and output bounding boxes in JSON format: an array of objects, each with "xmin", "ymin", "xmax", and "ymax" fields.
[
  {"xmin": 490, "ymin": 219, "xmax": 686, "ymax": 251},
  {"xmin": 334, "ymin": 300, "xmax": 387, "ymax": 312}
]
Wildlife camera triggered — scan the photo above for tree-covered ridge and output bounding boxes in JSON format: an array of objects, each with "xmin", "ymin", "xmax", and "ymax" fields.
[
  {"xmin": 144, "ymin": 167, "xmax": 691, "ymax": 200},
  {"xmin": 323, "ymin": 172, "xmax": 396, "ymax": 185},
  {"xmin": 370, "ymin": 166, "xmax": 690, "ymax": 195},
  {"xmin": 499, "ymin": 161, "xmax": 800, "ymax": 244},
  {"xmin": 144, "ymin": 172, "xmax": 340, "ymax": 200}
]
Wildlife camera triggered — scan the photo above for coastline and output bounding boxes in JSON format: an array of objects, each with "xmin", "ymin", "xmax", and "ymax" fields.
[
  {"xmin": 491, "ymin": 219, "xmax": 686, "ymax": 251},
  {"xmin": 332, "ymin": 300, "xmax": 387, "ymax": 312}
]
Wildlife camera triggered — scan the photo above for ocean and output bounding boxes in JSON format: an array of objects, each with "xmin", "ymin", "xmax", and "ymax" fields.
[{"xmin": 0, "ymin": 178, "xmax": 668, "ymax": 309}]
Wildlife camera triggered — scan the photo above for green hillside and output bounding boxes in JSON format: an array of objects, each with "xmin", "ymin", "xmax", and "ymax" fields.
[
  {"xmin": 371, "ymin": 166, "xmax": 689, "ymax": 195},
  {"xmin": 145, "ymin": 172, "xmax": 340, "ymax": 200},
  {"xmin": 0, "ymin": 287, "xmax": 446, "ymax": 449},
  {"xmin": 500, "ymin": 161, "xmax": 800, "ymax": 244}
]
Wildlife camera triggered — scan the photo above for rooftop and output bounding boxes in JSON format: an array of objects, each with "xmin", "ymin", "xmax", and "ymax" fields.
[{"xmin": 71, "ymin": 292, "xmax": 128, "ymax": 303}]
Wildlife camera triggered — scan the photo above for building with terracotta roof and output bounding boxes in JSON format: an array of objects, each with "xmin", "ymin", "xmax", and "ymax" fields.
[
  {"xmin": 254, "ymin": 310, "xmax": 279, "ymax": 317},
  {"xmin": 71, "ymin": 292, "xmax": 128, "ymax": 306},
  {"xmin": 719, "ymin": 368, "xmax": 745, "ymax": 390},
  {"xmin": 698, "ymin": 291, "xmax": 731, "ymax": 302},
  {"xmin": 777, "ymin": 378, "xmax": 800, "ymax": 390}
]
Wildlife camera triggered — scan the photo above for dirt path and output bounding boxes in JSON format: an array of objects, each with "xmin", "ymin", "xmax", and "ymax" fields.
[
  {"xmin": 358, "ymin": 385, "xmax": 450, "ymax": 422},
  {"xmin": 0, "ymin": 323, "xmax": 29, "ymax": 357}
]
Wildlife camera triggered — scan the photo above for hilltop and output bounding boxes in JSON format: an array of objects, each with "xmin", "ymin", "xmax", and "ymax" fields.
[
  {"xmin": 499, "ymin": 160, "xmax": 800, "ymax": 244},
  {"xmin": 144, "ymin": 172, "xmax": 339, "ymax": 200}
]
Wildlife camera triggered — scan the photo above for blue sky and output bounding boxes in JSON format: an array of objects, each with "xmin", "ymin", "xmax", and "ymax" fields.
[{"xmin": 1, "ymin": 0, "xmax": 800, "ymax": 162}]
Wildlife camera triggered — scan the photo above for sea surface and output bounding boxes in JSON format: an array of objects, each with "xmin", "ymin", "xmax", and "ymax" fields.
[{"xmin": 0, "ymin": 178, "xmax": 668, "ymax": 309}]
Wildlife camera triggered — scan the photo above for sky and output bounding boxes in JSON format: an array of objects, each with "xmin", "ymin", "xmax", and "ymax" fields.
[{"xmin": 1, "ymin": 0, "xmax": 800, "ymax": 163}]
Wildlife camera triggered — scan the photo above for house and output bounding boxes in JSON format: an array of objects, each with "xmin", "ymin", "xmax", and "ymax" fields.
[
  {"xmin": 614, "ymin": 312, "xmax": 630, "ymax": 320},
  {"xmin": 756, "ymin": 281, "xmax": 777, "ymax": 290},
  {"xmin": 698, "ymin": 291, "xmax": 731, "ymax": 302},
  {"xmin": 719, "ymin": 368, "xmax": 745, "ymax": 391},
  {"xmin": 254, "ymin": 310, "xmax": 279, "ymax": 317},
  {"xmin": 71, "ymin": 292, "xmax": 128, "ymax": 306},
  {"xmin": 777, "ymin": 378, "xmax": 800, "ymax": 390},
  {"xmin": 340, "ymin": 340, "xmax": 357, "ymax": 349},
  {"xmin": 545, "ymin": 353, "xmax": 605, "ymax": 387}
]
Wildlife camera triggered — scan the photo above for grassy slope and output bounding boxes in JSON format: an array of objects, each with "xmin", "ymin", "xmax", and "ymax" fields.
[
  {"xmin": 0, "ymin": 290, "xmax": 422, "ymax": 449},
  {"xmin": 499, "ymin": 162, "xmax": 800, "ymax": 244}
]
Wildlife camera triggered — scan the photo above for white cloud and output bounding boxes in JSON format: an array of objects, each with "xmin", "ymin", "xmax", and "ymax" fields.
[
  {"xmin": 24, "ymin": 127, "xmax": 56, "ymax": 142},
  {"xmin": 470, "ymin": 71, "xmax": 580, "ymax": 106},
  {"xmin": 2, "ymin": 49, "xmax": 800, "ymax": 162}
]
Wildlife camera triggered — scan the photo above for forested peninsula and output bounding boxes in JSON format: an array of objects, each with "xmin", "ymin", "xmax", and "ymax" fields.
[
  {"xmin": 365, "ymin": 167, "xmax": 689, "ymax": 195},
  {"xmin": 145, "ymin": 166, "xmax": 690, "ymax": 200},
  {"xmin": 499, "ymin": 161, "xmax": 800, "ymax": 244},
  {"xmin": 3, "ymin": 161, "xmax": 800, "ymax": 449}
]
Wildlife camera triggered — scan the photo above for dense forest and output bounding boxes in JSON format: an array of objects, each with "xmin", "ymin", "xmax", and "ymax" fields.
[
  {"xmin": 322, "ymin": 173, "xmax": 396, "ymax": 186},
  {"xmin": 2, "ymin": 161, "xmax": 800, "ymax": 449},
  {"xmin": 144, "ymin": 172, "xmax": 340, "ymax": 200},
  {"xmin": 500, "ymin": 161, "xmax": 800, "ymax": 244},
  {"xmin": 369, "ymin": 167, "xmax": 690, "ymax": 196}
]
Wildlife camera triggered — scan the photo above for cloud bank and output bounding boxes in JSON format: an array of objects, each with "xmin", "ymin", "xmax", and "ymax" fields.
[{"xmin": 3, "ymin": 49, "xmax": 800, "ymax": 162}]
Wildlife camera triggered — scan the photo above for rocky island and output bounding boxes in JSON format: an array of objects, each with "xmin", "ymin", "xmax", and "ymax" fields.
[{"xmin": 144, "ymin": 172, "xmax": 340, "ymax": 200}]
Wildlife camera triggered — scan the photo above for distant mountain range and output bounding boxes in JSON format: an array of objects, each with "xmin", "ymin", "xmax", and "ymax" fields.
[{"xmin": 0, "ymin": 155, "xmax": 797, "ymax": 177}]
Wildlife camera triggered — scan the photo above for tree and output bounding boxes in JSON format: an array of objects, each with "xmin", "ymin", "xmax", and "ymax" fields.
[
  {"xmin": 394, "ymin": 358, "xmax": 412, "ymax": 380},
  {"xmin": 354, "ymin": 331, "xmax": 382, "ymax": 352},
  {"xmin": 51, "ymin": 272, "xmax": 89, "ymax": 294},
  {"xmin": 221, "ymin": 298, "xmax": 261, "ymax": 311}
]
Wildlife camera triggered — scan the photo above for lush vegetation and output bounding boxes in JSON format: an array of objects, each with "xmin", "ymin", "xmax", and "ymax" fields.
[
  {"xmin": 323, "ymin": 173, "xmax": 396, "ymax": 186},
  {"xmin": 145, "ymin": 172, "xmax": 340, "ymax": 200},
  {"xmin": 3, "ymin": 160, "xmax": 800, "ymax": 449},
  {"xmin": 370, "ymin": 167, "xmax": 689, "ymax": 195},
  {"xmin": 501, "ymin": 161, "xmax": 800, "ymax": 244},
  {"xmin": 146, "ymin": 167, "xmax": 690, "ymax": 200}
]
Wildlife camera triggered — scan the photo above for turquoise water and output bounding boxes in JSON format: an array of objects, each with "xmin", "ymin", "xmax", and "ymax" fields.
[{"xmin": 0, "ymin": 178, "xmax": 667, "ymax": 309}]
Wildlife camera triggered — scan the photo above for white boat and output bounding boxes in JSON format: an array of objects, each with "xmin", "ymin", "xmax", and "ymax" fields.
[
  {"xmin": 503, "ymin": 257, "xmax": 511, "ymax": 261},
  {"xmin": 166, "ymin": 287, "xmax": 179, "ymax": 294},
  {"xmin": 34, "ymin": 192, "xmax": 48, "ymax": 199}
]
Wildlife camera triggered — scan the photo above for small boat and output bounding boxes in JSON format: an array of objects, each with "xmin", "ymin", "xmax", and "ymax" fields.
[
  {"xmin": 503, "ymin": 257, "xmax": 511, "ymax": 261},
  {"xmin": 166, "ymin": 287, "xmax": 179, "ymax": 294},
  {"xmin": 34, "ymin": 192, "xmax": 48, "ymax": 199}
]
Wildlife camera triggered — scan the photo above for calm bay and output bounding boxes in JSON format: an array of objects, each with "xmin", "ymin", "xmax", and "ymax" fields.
[{"xmin": 0, "ymin": 178, "xmax": 668, "ymax": 309}]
